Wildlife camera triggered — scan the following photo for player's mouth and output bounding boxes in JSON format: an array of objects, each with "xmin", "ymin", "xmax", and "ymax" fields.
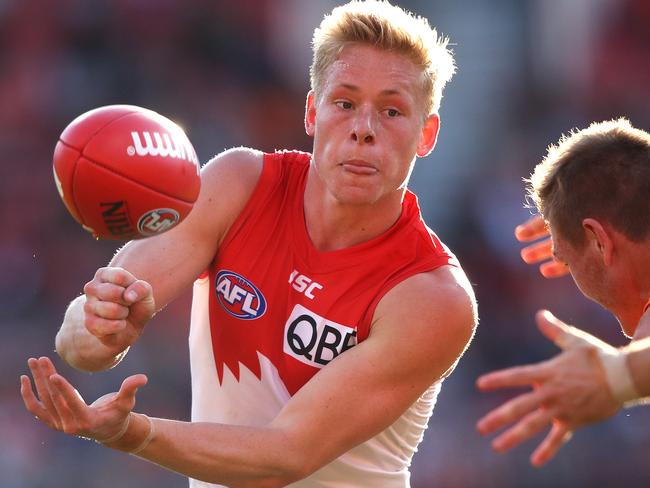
[{"xmin": 341, "ymin": 159, "xmax": 378, "ymax": 175}]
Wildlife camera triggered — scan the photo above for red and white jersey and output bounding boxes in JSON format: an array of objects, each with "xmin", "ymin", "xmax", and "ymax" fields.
[{"xmin": 189, "ymin": 151, "xmax": 458, "ymax": 487}]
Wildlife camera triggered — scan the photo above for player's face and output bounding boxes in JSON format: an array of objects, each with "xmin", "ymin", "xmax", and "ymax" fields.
[
  {"xmin": 554, "ymin": 223, "xmax": 647, "ymax": 337},
  {"xmin": 551, "ymin": 225, "xmax": 628, "ymax": 328},
  {"xmin": 305, "ymin": 43, "xmax": 439, "ymax": 206}
]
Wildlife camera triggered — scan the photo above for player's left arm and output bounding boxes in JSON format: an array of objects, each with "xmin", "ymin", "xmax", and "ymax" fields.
[
  {"xmin": 22, "ymin": 265, "xmax": 476, "ymax": 487},
  {"xmin": 269, "ymin": 264, "xmax": 477, "ymax": 471}
]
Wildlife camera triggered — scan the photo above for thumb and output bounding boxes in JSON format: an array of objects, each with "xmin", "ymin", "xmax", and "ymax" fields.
[
  {"xmin": 536, "ymin": 309, "xmax": 612, "ymax": 351},
  {"xmin": 123, "ymin": 280, "xmax": 154, "ymax": 306},
  {"xmin": 535, "ymin": 309, "xmax": 582, "ymax": 350},
  {"xmin": 116, "ymin": 374, "xmax": 148, "ymax": 407}
]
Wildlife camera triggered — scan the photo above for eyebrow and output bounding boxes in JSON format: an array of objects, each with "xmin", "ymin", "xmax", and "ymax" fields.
[{"xmin": 334, "ymin": 83, "xmax": 404, "ymax": 97}]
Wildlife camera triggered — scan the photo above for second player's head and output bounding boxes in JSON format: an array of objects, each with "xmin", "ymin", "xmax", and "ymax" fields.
[
  {"xmin": 528, "ymin": 118, "xmax": 650, "ymax": 333},
  {"xmin": 528, "ymin": 118, "xmax": 650, "ymax": 248}
]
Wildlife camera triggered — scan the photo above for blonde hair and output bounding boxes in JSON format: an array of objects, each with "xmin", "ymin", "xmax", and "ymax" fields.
[
  {"xmin": 527, "ymin": 118, "xmax": 650, "ymax": 245},
  {"xmin": 310, "ymin": 0, "xmax": 456, "ymax": 116}
]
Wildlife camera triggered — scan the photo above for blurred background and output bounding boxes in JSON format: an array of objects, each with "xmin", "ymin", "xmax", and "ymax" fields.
[{"xmin": 2, "ymin": 0, "xmax": 650, "ymax": 486}]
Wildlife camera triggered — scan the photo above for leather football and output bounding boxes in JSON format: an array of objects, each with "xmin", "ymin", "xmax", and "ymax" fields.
[{"xmin": 52, "ymin": 105, "xmax": 201, "ymax": 239}]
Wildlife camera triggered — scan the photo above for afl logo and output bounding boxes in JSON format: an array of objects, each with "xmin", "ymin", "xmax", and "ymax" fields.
[
  {"xmin": 137, "ymin": 208, "xmax": 180, "ymax": 236},
  {"xmin": 215, "ymin": 270, "xmax": 267, "ymax": 320}
]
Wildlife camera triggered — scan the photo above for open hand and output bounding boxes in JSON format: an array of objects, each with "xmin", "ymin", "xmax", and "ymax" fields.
[
  {"xmin": 476, "ymin": 311, "xmax": 620, "ymax": 466},
  {"xmin": 20, "ymin": 356, "xmax": 147, "ymax": 441}
]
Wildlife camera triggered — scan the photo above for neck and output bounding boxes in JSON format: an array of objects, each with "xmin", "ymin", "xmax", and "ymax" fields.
[
  {"xmin": 612, "ymin": 239, "xmax": 650, "ymax": 336},
  {"xmin": 303, "ymin": 169, "xmax": 405, "ymax": 252}
]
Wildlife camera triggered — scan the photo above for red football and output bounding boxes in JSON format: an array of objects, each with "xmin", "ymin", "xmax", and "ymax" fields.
[{"xmin": 52, "ymin": 104, "xmax": 201, "ymax": 239}]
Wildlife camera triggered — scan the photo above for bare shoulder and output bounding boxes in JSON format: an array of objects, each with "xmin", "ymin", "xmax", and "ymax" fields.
[
  {"xmin": 373, "ymin": 265, "xmax": 477, "ymax": 356},
  {"xmin": 109, "ymin": 147, "xmax": 265, "ymax": 308},
  {"xmin": 200, "ymin": 146, "xmax": 264, "ymax": 197},
  {"xmin": 190, "ymin": 146, "xmax": 264, "ymax": 241}
]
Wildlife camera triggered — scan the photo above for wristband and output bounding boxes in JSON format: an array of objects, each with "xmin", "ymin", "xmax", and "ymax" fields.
[
  {"xmin": 96, "ymin": 414, "xmax": 131, "ymax": 444},
  {"xmin": 597, "ymin": 349, "xmax": 639, "ymax": 405},
  {"xmin": 130, "ymin": 414, "xmax": 155, "ymax": 455}
]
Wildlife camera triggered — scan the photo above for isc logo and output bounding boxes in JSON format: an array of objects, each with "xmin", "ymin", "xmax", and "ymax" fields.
[
  {"xmin": 137, "ymin": 208, "xmax": 180, "ymax": 236},
  {"xmin": 288, "ymin": 270, "xmax": 323, "ymax": 299},
  {"xmin": 215, "ymin": 270, "xmax": 267, "ymax": 320},
  {"xmin": 283, "ymin": 304, "xmax": 357, "ymax": 367},
  {"xmin": 127, "ymin": 131, "xmax": 199, "ymax": 165}
]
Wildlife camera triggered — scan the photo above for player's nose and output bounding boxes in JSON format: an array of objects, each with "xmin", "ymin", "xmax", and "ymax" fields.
[{"xmin": 350, "ymin": 108, "xmax": 376, "ymax": 144}]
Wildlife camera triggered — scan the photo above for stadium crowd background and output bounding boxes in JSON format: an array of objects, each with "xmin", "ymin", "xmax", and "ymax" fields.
[{"xmin": 2, "ymin": 0, "xmax": 650, "ymax": 486}]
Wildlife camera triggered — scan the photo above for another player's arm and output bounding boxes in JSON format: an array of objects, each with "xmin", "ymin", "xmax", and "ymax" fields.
[
  {"xmin": 625, "ymin": 308, "xmax": 650, "ymax": 397},
  {"xmin": 116, "ymin": 266, "xmax": 476, "ymax": 485},
  {"xmin": 55, "ymin": 148, "xmax": 263, "ymax": 372}
]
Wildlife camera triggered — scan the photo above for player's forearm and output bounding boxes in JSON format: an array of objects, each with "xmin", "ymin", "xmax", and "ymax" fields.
[
  {"xmin": 624, "ymin": 337, "xmax": 650, "ymax": 399},
  {"xmin": 55, "ymin": 296, "xmax": 128, "ymax": 372},
  {"xmin": 106, "ymin": 414, "xmax": 306, "ymax": 487}
]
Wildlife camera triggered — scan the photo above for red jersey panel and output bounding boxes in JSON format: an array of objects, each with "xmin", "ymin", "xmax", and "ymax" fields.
[{"xmin": 207, "ymin": 150, "xmax": 456, "ymax": 395}]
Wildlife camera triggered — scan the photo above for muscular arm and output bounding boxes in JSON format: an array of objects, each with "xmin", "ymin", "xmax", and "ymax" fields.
[
  {"xmin": 55, "ymin": 148, "xmax": 264, "ymax": 372},
  {"xmin": 30, "ymin": 265, "xmax": 477, "ymax": 486},
  {"xmin": 625, "ymin": 309, "xmax": 650, "ymax": 397}
]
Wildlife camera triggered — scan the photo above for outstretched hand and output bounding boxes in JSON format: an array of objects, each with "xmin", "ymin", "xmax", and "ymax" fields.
[
  {"xmin": 516, "ymin": 214, "xmax": 569, "ymax": 278},
  {"xmin": 20, "ymin": 356, "xmax": 147, "ymax": 441},
  {"xmin": 476, "ymin": 311, "xmax": 621, "ymax": 466}
]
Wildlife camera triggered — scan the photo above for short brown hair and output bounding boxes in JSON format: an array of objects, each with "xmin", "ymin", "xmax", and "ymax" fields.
[
  {"xmin": 310, "ymin": 0, "xmax": 455, "ymax": 117},
  {"xmin": 527, "ymin": 118, "xmax": 650, "ymax": 246}
]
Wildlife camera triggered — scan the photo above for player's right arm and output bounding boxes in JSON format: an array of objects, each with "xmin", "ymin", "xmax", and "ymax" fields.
[{"xmin": 55, "ymin": 147, "xmax": 264, "ymax": 372}]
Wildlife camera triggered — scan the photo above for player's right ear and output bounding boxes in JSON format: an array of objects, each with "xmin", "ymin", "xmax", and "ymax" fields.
[{"xmin": 305, "ymin": 91, "xmax": 317, "ymax": 137}]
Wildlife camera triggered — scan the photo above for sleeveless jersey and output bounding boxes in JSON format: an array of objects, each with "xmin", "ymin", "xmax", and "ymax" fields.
[{"xmin": 188, "ymin": 151, "xmax": 458, "ymax": 487}]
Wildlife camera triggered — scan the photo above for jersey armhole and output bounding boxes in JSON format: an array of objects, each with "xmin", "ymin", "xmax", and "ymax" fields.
[
  {"xmin": 217, "ymin": 152, "xmax": 282, "ymax": 252},
  {"xmin": 357, "ymin": 258, "xmax": 458, "ymax": 342}
]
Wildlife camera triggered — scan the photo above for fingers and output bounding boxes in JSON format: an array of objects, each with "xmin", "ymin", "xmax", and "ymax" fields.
[
  {"xmin": 83, "ymin": 280, "xmax": 130, "ymax": 305},
  {"xmin": 82, "ymin": 267, "xmax": 155, "ymax": 338},
  {"xmin": 47, "ymin": 373, "xmax": 83, "ymax": 434},
  {"xmin": 84, "ymin": 267, "xmax": 153, "ymax": 307},
  {"xmin": 520, "ymin": 238, "xmax": 553, "ymax": 264},
  {"xmin": 477, "ymin": 390, "xmax": 543, "ymax": 435},
  {"xmin": 48, "ymin": 373, "xmax": 89, "ymax": 416},
  {"xmin": 515, "ymin": 217, "xmax": 569, "ymax": 278},
  {"xmin": 20, "ymin": 374, "xmax": 55, "ymax": 426},
  {"xmin": 26, "ymin": 357, "xmax": 61, "ymax": 429},
  {"xmin": 530, "ymin": 422, "xmax": 573, "ymax": 467},
  {"xmin": 92, "ymin": 267, "xmax": 138, "ymax": 289},
  {"xmin": 123, "ymin": 280, "xmax": 153, "ymax": 305},
  {"xmin": 491, "ymin": 407, "xmax": 554, "ymax": 453},
  {"xmin": 539, "ymin": 260, "xmax": 569, "ymax": 278},
  {"xmin": 476, "ymin": 362, "xmax": 549, "ymax": 391},
  {"xmin": 514, "ymin": 215, "xmax": 548, "ymax": 242}
]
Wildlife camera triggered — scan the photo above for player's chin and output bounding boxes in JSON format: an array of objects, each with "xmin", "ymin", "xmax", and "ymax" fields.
[{"xmin": 332, "ymin": 185, "xmax": 384, "ymax": 206}]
